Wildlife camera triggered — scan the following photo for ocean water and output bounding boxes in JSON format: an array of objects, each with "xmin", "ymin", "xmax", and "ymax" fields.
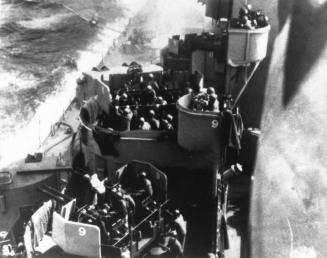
[
  {"xmin": 0, "ymin": 0, "xmax": 205, "ymax": 168},
  {"xmin": 0, "ymin": 0, "xmax": 147, "ymax": 167}
]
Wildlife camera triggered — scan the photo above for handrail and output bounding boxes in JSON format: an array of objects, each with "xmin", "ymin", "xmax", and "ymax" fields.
[{"xmin": 113, "ymin": 199, "xmax": 169, "ymax": 246}]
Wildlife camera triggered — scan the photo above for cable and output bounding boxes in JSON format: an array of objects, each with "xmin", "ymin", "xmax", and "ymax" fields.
[
  {"xmin": 43, "ymin": 134, "xmax": 73, "ymax": 155},
  {"xmin": 60, "ymin": 3, "xmax": 122, "ymax": 33},
  {"xmin": 231, "ymin": 61, "xmax": 261, "ymax": 110},
  {"xmin": 43, "ymin": 121, "xmax": 74, "ymax": 155}
]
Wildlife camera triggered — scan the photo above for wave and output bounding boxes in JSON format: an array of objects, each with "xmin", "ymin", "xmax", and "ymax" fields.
[
  {"xmin": 0, "ymin": 68, "xmax": 39, "ymax": 90},
  {"xmin": 16, "ymin": 13, "xmax": 72, "ymax": 30},
  {"xmin": 0, "ymin": 0, "xmax": 207, "ymax": 168},
  {"xmin": 0, "ymin": 0, "xmax": 12, "ymax": 27},
  {"xmin": 0, "ymin": 1, "xmax": 145, "ymax": 168}
]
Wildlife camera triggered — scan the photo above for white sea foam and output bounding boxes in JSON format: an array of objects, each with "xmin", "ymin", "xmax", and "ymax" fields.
[
  {"xmin": 0, "ymin": 69, "xmax": 39, "ymax": 90},
  {"xmin": 17, "ymin": 13, "xmax": 71, "ymax": 30},
  {"xmin": 0, "ymin": 0, "xmax": 12, "ymax": 49},
  {"xmin": 0, "ymin": 1, "xmax": 147, "ymax": 168},
  {"xmin": 0, "ymin": 0, "xmax": 205, "ymax": 168},
  {"xmin": 0, "ymin": 0, "xmax": 11, "ymax": 27}
]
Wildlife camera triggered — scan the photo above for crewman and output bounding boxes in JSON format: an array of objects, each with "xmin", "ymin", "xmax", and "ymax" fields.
[
  {"xmin": 148, "ymin": 110, "xmax": 160, "ymax": 130},
  {"xmin": 111, "ymin": 188, "xmax": 128, "ymax": 222},
  {"xmin": 139, "ymin": 171, "xmax": 153, "ymax": 197},
  {"xmin": 171, "ymin": 210, "xmax": 187, "ymax": 249},
  {"xmin": 118, "ymin": 93, "xmax": 130, "ymax": 107},
  {"xmin": 113, "ymin": 105, "xmax": 133, "ymax": 131},
  {"xmin": 142, "ymin": 85, "xmax": 157, "ymax": 105},
  {"xmin": 161, "ymin": 119, "xmax": 174, "ymax": 132},
  {"xmin": 158, "ymin": 84, "xmax": 173, "ymax": 103},
  {"xmin": 166, "ymin": 231, "xmax": 184, "ymax": 258},
  {"xmin": 147, "ymin": 231, "xmax": 183, "ymax": 258},
  {"xmin": 155, "ymin": 96, "xmax": 168, "ymax": 106},
  {"xmin": 148, "ymin": 73, "xmax": 159, "ymax": 92},
  {"xmin": 207, "ymin": 87, "xmax": 219, "ymax": 112},
  {"xmin": 130, "ymin": 108, "xmax": 140, "ymax": 130},
  {"xmin": 138, "ymin": 117, "xmax": 151, "ymax": 130},
  {"xmin": 121, "ymin": 106, "xmax": 133, "ymax": 131},
  {"xmin": 166, "ymin": 114, "xmax": 176, "ymax": 131},
  {"xmin": 154, "ymin": 96, "xmax": 168, "ymax": 119}
]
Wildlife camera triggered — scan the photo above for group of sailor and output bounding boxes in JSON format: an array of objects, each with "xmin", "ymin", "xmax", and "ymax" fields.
[
  {"xmin": 80, "ymin": 171, "xmax": 155, "ymax": 245},
  {"xmin": 107, "ymin": 72, "xmax": 181, "ymax": 132},
  {"xmin": 80, "ymin": 169, "xmax": 187, "ymax": 258},
  {"xmin": 190, "ymin": 87, "xmax": 219, "ymax": 112},
  {"xmin": 79, "ymin": 67, "xmax": 229, "ymax": 133},
  {"xmin": 146, "ymin": 209, "xmax": 186, "ymax": 258},
  {"xmin": 235, "ymin": 4, "xmax": 269, "ymax": 29}
]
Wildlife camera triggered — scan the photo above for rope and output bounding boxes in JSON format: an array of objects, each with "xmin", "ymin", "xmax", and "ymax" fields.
[
  {"xmin": 43, "ymin": 121, "xmax": 74, "ymax": 155},
  {"xmin": 232, "ymin": 61, "xmax": 261, "ymax": 110},
  {"xmin": 60, "ymin": 3, "xmax": 122, "ymax": 33},
  {"xmin": 43, "ymin": 134, "xmax": 73, "ymax": 155}
]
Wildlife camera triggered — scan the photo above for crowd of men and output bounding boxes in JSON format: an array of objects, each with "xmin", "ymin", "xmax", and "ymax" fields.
[
  {"xmin": 100, "ymin": 69, "xmax": 225, "ymax": 133},
  {"xmin": 102, "ymin": 72, "xmax": 180, "ymax": 132},
  {"xmin": 78, "ymin": 170, "xmax": 156, "ymax": 244},
  {"xmin": 77, "ymin": 169, "xmax": 186, "ymax": 258}
]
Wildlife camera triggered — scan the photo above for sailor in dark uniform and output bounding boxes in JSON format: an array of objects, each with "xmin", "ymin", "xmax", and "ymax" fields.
[
  {"xmin": 158, "ymin": 84, "xmax": 173, "ymax": 103},
  {"xmin": 139, "ymin": 172, "xmax": 153, "ymax": 197},
  {"xmin": 154, "ymin": 96, "xmax": 168, "ymax": 119},
  {"xmin": 146, "ymin": 230, "xmax": 184, "ymax": 258},
  {"xmin": 207, "ymin": 87, "xmax": 219, "ymax": 112},
  {"xmin": 161, "ymin": 119, "xmax": 174, "ymax": 132},
  {"xmin": 170, "ymin": 210, "xmax": 187, "ymax": 249},
  {"xmin": 142, "ymin": 85, "xmax": 157, "ymax": 105},
  {"xmin": 148, "ymin": 73, "xmax": 160, "ymax": 92},
  {"xmin": 119, "ymin": 93, "xmax": 130, "ymax": 107},
  {"xmin": 148, "ymin": 110, "xmax": 160, "ymax": 130}
]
